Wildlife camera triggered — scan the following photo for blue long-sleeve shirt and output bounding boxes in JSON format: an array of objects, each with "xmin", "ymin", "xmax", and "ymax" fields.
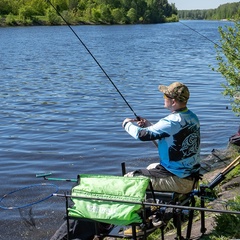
[{"xmin": 124, "ymin": 108, "xmax": 200, "ymax": 178}]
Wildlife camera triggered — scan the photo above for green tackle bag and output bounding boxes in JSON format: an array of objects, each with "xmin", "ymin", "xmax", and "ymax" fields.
[{"xmin": 68, "ymin": 174, "xmax": 150, "ymax": 225}]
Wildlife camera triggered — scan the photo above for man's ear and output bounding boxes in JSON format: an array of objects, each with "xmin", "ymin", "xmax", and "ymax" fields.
[{"xmin": 172, "ymin": 99, "xmax": 177, "ymax": 106}]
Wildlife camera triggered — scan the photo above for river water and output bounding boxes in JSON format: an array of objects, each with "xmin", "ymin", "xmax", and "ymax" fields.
[{"xmin": 0, "ymin": 20, "xmax": 239, "ymax": 239}]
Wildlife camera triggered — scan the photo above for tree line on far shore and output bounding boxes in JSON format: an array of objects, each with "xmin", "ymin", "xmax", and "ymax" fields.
[
  {"xmin": 1, "ymin": 0, "xmax": 239, "ymax": 26},
  {"xmin": 0, "ymin": 0, "xmax": 178, "ymax": 26},
  {"xmin": 178, "ymin": 2, "xmax": 240, "ymax": 20}
]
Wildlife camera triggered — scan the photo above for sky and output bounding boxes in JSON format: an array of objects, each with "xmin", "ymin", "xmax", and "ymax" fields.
[{"xmin": 168, "ymin": 0, "xmax": 239, "ymax": 10}]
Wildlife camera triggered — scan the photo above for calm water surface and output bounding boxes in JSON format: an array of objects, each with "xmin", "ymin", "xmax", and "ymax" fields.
[{"xmin": 0, "ymin": 20, "xmax": 239, "ymax": 239}]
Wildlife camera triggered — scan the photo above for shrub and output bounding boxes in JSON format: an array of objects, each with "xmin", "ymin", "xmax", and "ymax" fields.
[{"xmin": 213, "ymin": 195, "xmax": 240, "ymax": 238}]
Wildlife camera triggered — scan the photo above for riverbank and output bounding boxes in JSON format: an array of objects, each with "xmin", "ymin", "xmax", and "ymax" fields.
[
  {"xmin": 102, "ymin": 143, "xmax": 240, "ymax": 240},
  {"xmin": 164, "ymin": 173, "xmax": 240, "ymax": 239},
  {"xmin": 0, "ymin": 15, "xmax": 98, "ymax": 27},
  {"xmin": 0, "ymin": 17, "xmax": 177, "ymax": 27},
  {"xmin": 164, "ymin": 143, "xmax": 240, "ymax": 240}
]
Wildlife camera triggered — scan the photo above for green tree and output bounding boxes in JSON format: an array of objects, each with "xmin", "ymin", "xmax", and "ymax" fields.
[
  {"xmin": 214, "ymin": 21, "xmax": 240, "ymax": 115},
  {"xmin": 68, "ymin": 0, "xmax": 79, "ymax": 10},
  {"xmin": 127, "ymin": 7, "xmax": 137, "ymax": 23},
  {"xmin": 178, "ymin": 2, "xmax": 240, "ymax": 20},
  {"xmin": 52, "ymin": 0, "xmax": 68, "ymax": 12},
  {"xmin": 19, "ymin": 5, "xmax": 37, "ymax": 20},
  {"xmin": 1, "ymin": 0, "xmax": 179, "ymax": 25},
  {"xmin": 30, "ymin": 0, "xmax": 48, "ymax": 15},
  {"xmin": 112, "ymin": 8, "xmax": 124, "ymax": 23},
  {"xmin": 77, "ymin": 0, "xmax": 88, "ymax": 11},
  {"xmin": 46, "ymin": 7, "xmax": 62, "ymax": 24},
  {"xmin": 5, "ymin": 13, "xmax": 17, "ymax": 25},
  {"xmin": 92, "ymin": 7, "xmax": 101, "ymax": 22},
  {"xmin": 100, "ymin": 4, "xmax": 113, "ymax": 23},
  {"xmin": 6, "ymin": 0, "xmax": 22, "ymax": 15},
  {"xmin": 0, "ymin": 0, "xmax": 12, "ymax": 15},
  {"xmin": 147, "ymin": 0, "xmax": 165, "ymax": 23}
]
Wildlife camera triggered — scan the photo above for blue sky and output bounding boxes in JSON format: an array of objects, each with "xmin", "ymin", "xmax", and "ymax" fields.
[{"xmin": 168, "ymin": 0, "xmax": 238, "ymax": 10}]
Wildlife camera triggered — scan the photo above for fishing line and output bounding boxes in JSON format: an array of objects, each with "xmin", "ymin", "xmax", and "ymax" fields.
[
  {"xmin": 179, "ymin": 20, "xmax": 240, "ymax": 61},
  {"xmin": 211, "ymin": 149, "xmax": 229, "ymax": 166},
  {"xmin": 46, "ymin": 0, "xmax": 139, "ymax": 119},
  {"xmin": 179, "ymin": 21, "xmax": 220, "ymax": 46}
]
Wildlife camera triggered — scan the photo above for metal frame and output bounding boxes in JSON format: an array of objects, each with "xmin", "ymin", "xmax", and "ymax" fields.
[{"xmin": 51, "ymin": 156, "xmax": 240, "ymax": 240}]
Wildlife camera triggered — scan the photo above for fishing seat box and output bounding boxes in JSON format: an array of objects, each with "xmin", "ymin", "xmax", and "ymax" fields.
[{"xmin": 63, "ymin": 174, "xmax": 197, "ymax": 240}]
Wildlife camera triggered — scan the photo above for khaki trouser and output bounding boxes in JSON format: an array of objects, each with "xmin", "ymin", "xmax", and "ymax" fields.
[{"xmin": 125, "ymin": 163, "xmax": 195, "ymax": 194}]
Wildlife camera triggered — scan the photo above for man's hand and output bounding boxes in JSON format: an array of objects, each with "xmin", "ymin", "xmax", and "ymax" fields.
[
  {"xmin": 122, "ymin": 118, "xmax": 136, "ymax": 128},
  {"xmin": 122, "ymin": 117, "xmax": 152, "ymax": 128},
  {"xmin": 136, "ymin": 117, "xmax": 151, "ymax": 127}
]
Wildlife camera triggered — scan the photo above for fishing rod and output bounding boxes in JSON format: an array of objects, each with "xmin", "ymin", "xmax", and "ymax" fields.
[
  {"xmin": 207, "ymin": 155, "xmax": 240, "ymax": 189},
  {"xmin": 46, "ymin": 0, "xmax": 158, "ymax": 148},
  {"xmin": 53, "ymin": 192, "xmax": 240, "ymax": 216},
  {"xmin": 46, "ymin": 0, "xmax": 139, "ymax": 120}
]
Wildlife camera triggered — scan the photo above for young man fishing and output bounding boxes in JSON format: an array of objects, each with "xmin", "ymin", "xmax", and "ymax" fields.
[
  {"xmin": 122, "ymin": 82, "xmax": 201, "ymax": 194},
  {"xmin": 51, "ymin": 82, "xmax": 200, "ymax": 239}
]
